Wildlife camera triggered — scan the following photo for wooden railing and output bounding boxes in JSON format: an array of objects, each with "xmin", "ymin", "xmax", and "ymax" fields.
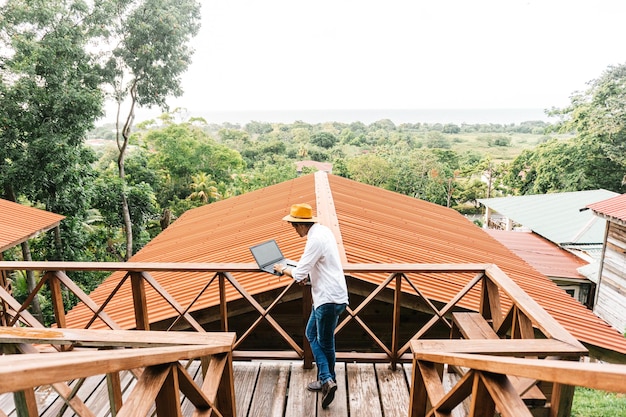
[
  {"xmin": 0, "ymin": 261, "xmax": 624, "ymax": 417},
  {"xmin": 0, "ymin": 326, "xmax": 236, "ymax": 417},
  {"xmin": 409, "ymin": 341, "xmax": 626, "ymax": 417}
]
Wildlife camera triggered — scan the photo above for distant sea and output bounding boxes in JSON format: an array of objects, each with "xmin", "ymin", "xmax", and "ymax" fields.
[
  {"xmin": 129, "ymin": 108, "xmax": 553, "ymax": 126},
  {"xmin": 196, "ymin": 108, "xmax": 555, "ymax": 125}
]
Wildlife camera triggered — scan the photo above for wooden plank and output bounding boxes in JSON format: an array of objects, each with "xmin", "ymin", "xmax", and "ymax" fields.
[
  {"xmin": 485, "ymin": 265, "xmax": 585, "ymax": 350},
  {"xmin": 416, "ymin": 361, "xmax": 450, "ymax": 417},
  {"xmin": 319, "ymin": 362, "xmax": 347, "ymax": 416},
  {"xmin": 284, "ymin": 363, "xmax": 317, "ymax": 417},
  {"xmin": 376, "ymin": 363, "xmax": 410, "ymax": 417},
  {"xmin": 116, "ymin": 365, "xmax": 171, "ymax": 417},
  {"xmin": 156, "ymin": 366, "xmax": 183, "ymax": 417},
  {"xmin": 246, "ymin": 362, "xmax": 289, "ymax": 417},
  {"xmin": 411, "ymin": 339, "xmax": 586, "ymax": 357},
  {"xmin": 0, "ymin": 344, "xmax": 234, "ymax": 394},
  {"xmin": 347, "ymin": 363, "xmax": 382, "ymax": 417},
  {"xmin": 233, "ymin": 362, "xmax": 259, "ymax": 417},
  {"xmin": 452, "ymin": 312, "xmax": 497, "ymax": 340},
  {"xmin": 410, "ymin": 348, "xmax": 626, "ymax": 394},
  {"xmin": 0, "ymin": 327, "xmax": 236, "ymax": 348},
  {"xmin": 479, "ymin": 372, "xmax": 533, "ymax": 417}
]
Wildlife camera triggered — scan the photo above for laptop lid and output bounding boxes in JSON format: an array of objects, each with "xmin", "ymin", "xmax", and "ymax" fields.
[{"xmin": 249, "ymin": 239, "xmax": 296, "ymax": 275}]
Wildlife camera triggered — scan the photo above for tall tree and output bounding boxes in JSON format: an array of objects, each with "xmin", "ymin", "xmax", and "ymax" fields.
[
  {"xmin": 0, "ymin": 0, "xmax": 112, "ymax": 318},
  {"xmin": 551, "ymin": 63, "xmax": 626, "ymax": 184},
  {"xmin": 108, "ymin": 0, "xmax": 201, "ymax": 260}
]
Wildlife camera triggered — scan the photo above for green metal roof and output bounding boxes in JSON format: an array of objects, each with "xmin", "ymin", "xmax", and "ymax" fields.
[{"xmin": 478, "ymin": 189, "xmax": 618, "ymax": 246}]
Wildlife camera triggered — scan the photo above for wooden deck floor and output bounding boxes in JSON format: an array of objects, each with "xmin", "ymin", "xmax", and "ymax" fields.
[
  {"xmin": 237, "ymin": 361, "xmax": 413, "ymax": 417},
  {"xmin": 1, "ymin": 360, "xmax": 465, "ymax": 417}
]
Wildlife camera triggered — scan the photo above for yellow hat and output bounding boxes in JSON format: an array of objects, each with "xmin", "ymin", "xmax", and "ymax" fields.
[{"xmin": 282, "ymin": 203, "xmax": 318, "ymax": 223}]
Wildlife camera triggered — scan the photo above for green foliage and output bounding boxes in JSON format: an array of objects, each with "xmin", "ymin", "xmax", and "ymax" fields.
[
  {"xmin": 571, "ymin": 387, "xmax": 626, "ymax": 417},
  {"xmin": 310, "ymin": 131, "xmax": 338, "ymax": 149},
  {"xmin": 503, "ymin": 138, "xmax": 624, "ymax": 194},
  {"xmin": 551, "ymin": 63, "xmax": 626, "ymax": 184},
  {"xmin": 424, "ymin": 131, "xmax": 452, "ymax": 149}
]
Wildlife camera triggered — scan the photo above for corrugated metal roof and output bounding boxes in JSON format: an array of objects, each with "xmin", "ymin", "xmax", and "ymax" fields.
[
  {"xmin": 484, "ymin": 230, "xmax": 588, "ymax": 280},
  {"xmin": 65, "ymin": 174, "xmax": 626, "ymax": 355},
  {"xmin": 478, "ymin": 189, "xmax": 618, "ymax": 245},
  {"xmin": 586, "ymin": 193, "xmax": 626, "ymax": 224},
  {"xmin": 0, "ymin": 199, "xmax": 65, "ymax": 252}
]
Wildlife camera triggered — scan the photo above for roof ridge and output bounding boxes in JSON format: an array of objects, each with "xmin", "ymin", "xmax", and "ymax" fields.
[{"xmin": 314, "ymin": 172, "xmax": 347, "ymax": 263}]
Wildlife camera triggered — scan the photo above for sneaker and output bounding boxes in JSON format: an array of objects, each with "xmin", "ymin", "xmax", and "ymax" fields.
[
  {"xmin": 307, "ymin": 380, "xmax": 323, "ymax": 392},
  {"xmin": 321, "ymin": 380, "xmax": 337, "ymax": 409}
]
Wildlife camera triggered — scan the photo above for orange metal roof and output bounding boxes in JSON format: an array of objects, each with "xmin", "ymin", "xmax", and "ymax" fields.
[
  {"xmin": 0, "ymin": 199, "xmax": 65, "ymax": 252},
  {"xmin": 484, "ymin": 230, "xmax": 588, "ymax": 280},
  {"xmin": 65, "ymin": 173, "xmax": 626, "ymax": 355},
  {"xmin": 586, "ymin": 193, "xmax": 626, "ymax": 224}
]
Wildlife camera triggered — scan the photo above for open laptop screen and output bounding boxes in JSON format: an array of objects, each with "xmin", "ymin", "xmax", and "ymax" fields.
[{"xmin": 250, "ymin": 239, "xmax": 284, "ymax": 268}]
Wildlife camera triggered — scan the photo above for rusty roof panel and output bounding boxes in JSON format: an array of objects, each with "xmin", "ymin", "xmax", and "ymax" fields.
[
  {"xmin": 586, "ymin": 193, "xmax": 626, "ymax": 223},
  {"xmin": 485, "ymin": 230, "xmax": 588, "ymax": 280},
  {"xmin": 0, "ymin": 199, "xmax": 65, "ymax": 252},
  {"xmin": 65, "ymin": 174, "xmax": 626, "ymax": 355}
]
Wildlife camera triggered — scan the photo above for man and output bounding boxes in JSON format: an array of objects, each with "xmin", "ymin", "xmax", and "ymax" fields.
[{"xmin": 274, "ymin": 203, "xmax": 349, "ymax": 409}]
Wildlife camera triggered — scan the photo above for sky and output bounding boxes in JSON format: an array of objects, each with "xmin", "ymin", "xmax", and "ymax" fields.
[{"xmin": 110, "ymin": 0, "xmax": 626, "ymax": 123}]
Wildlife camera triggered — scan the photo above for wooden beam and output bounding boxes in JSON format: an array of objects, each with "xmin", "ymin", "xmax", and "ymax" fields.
[
  {"xmin": 410, "ymin": 348, "xmax": 626, "ymax": 394},
  {"xmin": 314, "ymin": 171, "xmax": 348, "ymax": 263},
  {"xmin": 117, "ymin": 364, "xmax": 171, "ymax": 417}
]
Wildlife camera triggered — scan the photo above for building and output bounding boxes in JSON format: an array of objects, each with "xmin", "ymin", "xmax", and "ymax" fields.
[{"xmin": 585, "ymin": 194, "xmax": 626, "ymax": 334}]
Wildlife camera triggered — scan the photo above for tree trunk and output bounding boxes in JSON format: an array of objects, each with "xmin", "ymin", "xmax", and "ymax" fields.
[
  {"xmin": 116, "ymin": 81, "xmax": 137, "ymax": 261},
  {"xmin": 20, "ymin": 241, "xmax": 44, "ymax": 324}
]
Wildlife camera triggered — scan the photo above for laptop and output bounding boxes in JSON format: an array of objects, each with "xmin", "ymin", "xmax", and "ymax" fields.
[{"xmin": 249, "ymin": 239, "xmax": 297, "ymax": 276}]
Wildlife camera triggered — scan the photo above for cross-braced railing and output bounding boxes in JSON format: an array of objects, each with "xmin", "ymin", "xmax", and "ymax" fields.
[
  {"xmin": 0, "ymin": 326, "xmax": 236, "ymax": 417},
  {"xmin": 0, "ymin": 261, "xmax": 624, "ymax": 417}
]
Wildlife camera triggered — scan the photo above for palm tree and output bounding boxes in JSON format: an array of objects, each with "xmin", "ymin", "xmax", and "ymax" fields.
[{"xmin": 188, "ymin": 172, "xmax": 220, "ymax": 204}]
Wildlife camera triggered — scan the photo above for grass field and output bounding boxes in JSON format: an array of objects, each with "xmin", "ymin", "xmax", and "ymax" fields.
[{"xmin": 571, "ymin": 387, "xmax": 626, "ymax": 416}]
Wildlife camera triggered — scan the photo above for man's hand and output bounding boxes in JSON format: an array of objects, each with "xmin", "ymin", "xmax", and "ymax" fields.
[{"xmin": 273, "ymin": 263, "xmax": 285, "ymax": 275}]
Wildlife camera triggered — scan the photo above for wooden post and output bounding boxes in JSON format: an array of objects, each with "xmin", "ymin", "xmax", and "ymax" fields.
[
  {"xmin": 470, "ymin": 372, "xmax": 495, "ymax": 416},
  {"xmin": 130, "ymin": 272, "xmax": 150, "ymax": 330},
  {"xmin": 480, "ymin": 276, "xmax": 502, "ymax": 330},
  {"xmin": 391, "ymin": 273, "xmax": 402, "ymax": 370},
  {"xmin": 303, "ymin": 284, "xmax": 313, "ymax": 369},
  {"xmin": 408, "ymin": 358, "xmax": 428, "ymax": 417},
  {"xmin": 155, "ymin": 365, "xmax": 182, "ymax": 417},
  {"xmin": 13, "ymin": 389, "xmax": 38, "ymax": 417},
  {"xmin": 107, "ymin": 372, "xmax": 123, "ymax": 416},
  {"xmin": 48, "ymin": 272, "xmax": 66, "ymax": 329},
  {"xmin": 550, "ymin": 382, "xmax": 575, "ymax": 417},
  {"xmin": 216, "ymin": 352, "xmax": 237, "ymax": 417},
  {"xmin": 219, "ymin": 273, "xmax": 228, "ymax": 332}
]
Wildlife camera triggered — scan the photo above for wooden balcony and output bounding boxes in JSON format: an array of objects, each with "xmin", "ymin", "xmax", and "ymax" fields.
[{"xmin": 0, "ymin": 261, "xmax": 625, "ymax": 416}]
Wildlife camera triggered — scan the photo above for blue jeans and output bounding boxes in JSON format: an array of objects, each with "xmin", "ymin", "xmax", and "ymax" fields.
[{"xmin": 306, "ymin": 303, "xmax": 347, "ymax": 384}]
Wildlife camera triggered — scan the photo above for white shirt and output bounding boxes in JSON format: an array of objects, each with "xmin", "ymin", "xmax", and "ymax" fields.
[{"xmin": 292, "ymin": 223, "xmax": 349, "ymax": 309}]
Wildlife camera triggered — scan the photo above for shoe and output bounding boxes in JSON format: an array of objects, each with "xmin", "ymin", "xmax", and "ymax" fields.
[
  {"xmin": 307, "ymin": 380, "xmax": 322, "ymax": 392},
  {"xmin": 321, "ymin": 380, "xmax": 337, "ymax": 409}
]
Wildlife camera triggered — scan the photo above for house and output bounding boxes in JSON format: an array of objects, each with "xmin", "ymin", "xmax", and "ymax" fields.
[
  {"xmin": 0, "ymin": 199, "xmax": 65, "ymax": 297},
  {"xmin": 65, "ymin": 173, "xmax": 626, "ymax": 363},
  {"xmin": 485, "ymin": 229, "xmax": 592, "ymax": 307},
  {"xmin": 478, "ymin": 190, "xmax": 623, "ymax": 309},
  {"xmin": 478, "ymin": 189, "xmax": 618, "ymax": 261},
  {"xmin": 295, "ymin": 160, "xmax": 332, "ymax": 174},
  {"xmin": 585, "ymin": 194, "xmax": 626, "ymax": 334}
]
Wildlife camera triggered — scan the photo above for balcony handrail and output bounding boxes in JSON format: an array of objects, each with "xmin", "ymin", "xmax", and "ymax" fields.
[
  {"xmin": 0, "ymin": 260, "xmax": 620, "ymax": 417},
  {"xmin": 0, "ymin": 327, "xmax": 237, "ymax": 416},
  {"xmin": 0, "ymin": 261, "xmax": 586, "ymax": 359}
]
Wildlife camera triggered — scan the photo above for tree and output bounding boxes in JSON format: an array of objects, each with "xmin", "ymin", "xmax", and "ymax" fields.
[
  {"xmin": 139, "ymin": 122, "xmax": 244, "ymax": 207},
  {"xmin": 551, "ymin": 63, "xmax": 626, "ymax": 183},
  {"xmin": 108, "ymin": 0, "xmax": 201, "ymax": 260},
  {"xmin": 310, "ymin": 131, "xmax": 338, "ymax": 149},
  {"xmin": 0, "ymin": 0, "xmax": 115, "ymax": 319},
  {"xmin": 503, "ymin": 139, "xmax": 623, "ymax": 194}
]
